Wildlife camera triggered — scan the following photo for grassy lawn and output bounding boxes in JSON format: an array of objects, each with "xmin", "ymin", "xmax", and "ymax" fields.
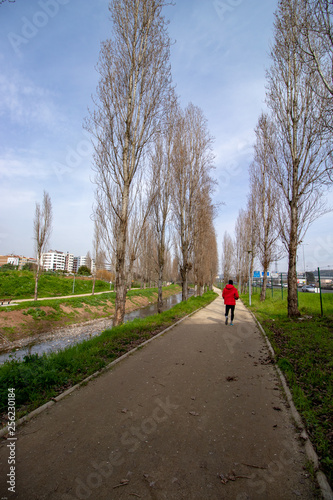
[
  {"xmin": 242, "ymin": 289, "xmax": 333, "ymax": 487},
  {"xmin": 0, "ymin": 291, "xmax": 218, "ymax": 426},
  {"xmin": 0, "ymin": 270, "xmax": 112, "ymax": 299}
]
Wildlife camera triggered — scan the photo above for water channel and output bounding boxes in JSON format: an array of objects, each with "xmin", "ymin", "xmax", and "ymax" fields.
[{"xmin": 0, "ymin": 292, "xmax": 188, "ymax": 365}]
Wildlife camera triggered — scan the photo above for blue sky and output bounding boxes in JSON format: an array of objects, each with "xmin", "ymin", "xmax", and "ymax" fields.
[{"xmin": 0, "ymin": 0, "xmax": 332, "ymax": 272}]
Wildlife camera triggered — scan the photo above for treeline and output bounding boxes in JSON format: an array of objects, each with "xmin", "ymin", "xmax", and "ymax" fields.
[
  {"xmin": 223, "ymin": 0, "xmax": 333, "ymax": 317},
  {"xmin": 84, "ymin": 0, "xmax": 218, "ymax": 325}
]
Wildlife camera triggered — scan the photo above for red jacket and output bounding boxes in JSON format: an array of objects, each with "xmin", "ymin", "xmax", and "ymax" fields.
[{"xmin": 222, "ymin": 284, "xmax": 239, "ymax": 305}]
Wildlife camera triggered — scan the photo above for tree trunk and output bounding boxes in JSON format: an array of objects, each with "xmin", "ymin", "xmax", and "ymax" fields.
[
  {"xmin": 181, "ymin": 266, "xmax": 188, "ymax": 301},
  {"xmin": 261, "ymin": 269, "xmax": 268, "ymax": 301},
  {"xmin": 114, "ymin": 213, "xmax": 128, "ymax": 325},
  {"xmin": 115, "ymin": 259, "xmax": 127, "ymax": 325},
  {"xmin": 34, "ymin": 264, "xmax": 40, "ymax": 301},
  {"xmin": 288, "ymin": 204, "xmax": 300, "ymax": 317},
  {"xmin": 157, "ymin": 265, "xmax": 163, "ymax": 314}
]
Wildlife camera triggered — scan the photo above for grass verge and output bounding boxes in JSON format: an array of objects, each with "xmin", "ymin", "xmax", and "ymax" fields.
[
  {"xmin": 0, "ymin": 285, "xmax": 182, "ymax": 340},
  {"xmin": 242, "ymin": 290, "xmax": 333, "ymax": 488},
  {"xmin": 0, "ymin": 290, "xmax": 217, "ymax": 427}
]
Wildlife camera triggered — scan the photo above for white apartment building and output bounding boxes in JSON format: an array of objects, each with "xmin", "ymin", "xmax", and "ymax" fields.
[
  {"xmin": 42, "ymin": 250, "xmax": 66, "ymax": 271},
  {"xmin": 73, "ymin": 255, "xmax": 87, "ymax": 273},
  {"xmin": 65, "ymin": 252, "xmax": 74, "ymax": 273}
]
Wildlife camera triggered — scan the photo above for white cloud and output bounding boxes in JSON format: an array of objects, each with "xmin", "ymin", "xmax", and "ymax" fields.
[
  {"xmin": 0, "ymin": 72, "xmax": 64, "ymax": 129},
  {"xmin": 0, "ymin": 151, "xmax": 53, "ymax": 180}
]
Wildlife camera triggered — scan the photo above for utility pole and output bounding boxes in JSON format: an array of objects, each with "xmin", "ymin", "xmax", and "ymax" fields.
[{"xmin": 248, "ymin": 250, "xmax": 252, "ymax": 306}]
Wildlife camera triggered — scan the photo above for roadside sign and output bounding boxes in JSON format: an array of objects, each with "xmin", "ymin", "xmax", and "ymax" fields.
[
  {"xmin": 253, "ymin": 271, "xmax": 260, "ymax": 278},
  {"xmin": 271, "ymin": 273, "xmax": 278, "ymax": 278},
  {"xmin": 261, "ymin": 271, "xmax": 270, "ymax": 277}
]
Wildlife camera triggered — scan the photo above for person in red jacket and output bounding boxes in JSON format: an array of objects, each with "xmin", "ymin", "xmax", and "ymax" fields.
[{"xmin": 222, "ymin": 279, "xmax": 239, "ymax": 326}]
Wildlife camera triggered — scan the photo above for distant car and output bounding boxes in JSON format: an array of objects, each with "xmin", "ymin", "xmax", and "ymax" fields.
[
  {"xmin": 282, "ymin": 283, "xmax": 288, "ymax": 288},
  {"xmin": 301, "ymin": 285, "xmax": 316, "ymax": 293}
]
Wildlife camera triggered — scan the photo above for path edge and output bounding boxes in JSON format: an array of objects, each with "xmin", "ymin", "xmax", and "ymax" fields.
[
  {"xmin": 246, "ymin": 304, "xmax": 333, "ymax": 500},
  {"xmin": 0, "ymin": 301, "xmax": 212, "ymax": 439}
]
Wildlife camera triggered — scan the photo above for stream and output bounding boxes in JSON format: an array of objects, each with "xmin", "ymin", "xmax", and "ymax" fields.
[{"xmin": 0, "ymin": 292, "xmax": 187, "ymax": 364}]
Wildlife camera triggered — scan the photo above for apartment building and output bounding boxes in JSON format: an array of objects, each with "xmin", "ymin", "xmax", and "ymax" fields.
[
  {"xmin": 42, "ymin": 250, "xmax": 66, "ymax": 271},
  {"xmin": 0, "ymin": 255, "xmax": 19, "ymax": 267},
  {"xmin": 0, "ymin": 255, "xmax": 36, "ymax": 268},
  {"xmin": 65, "ymin": 252, "xmax": 74, "ymax": 273},
  {"xmin": 73, "ymin": 255, "xmax": 87, "ymax": 273}
]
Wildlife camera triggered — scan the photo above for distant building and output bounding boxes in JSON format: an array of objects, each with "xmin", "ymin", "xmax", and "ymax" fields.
[
  {"xmin": 18, "ymin": 256, "xmax": 37, "ymax": 269},
  {"xmin": 65, "ymin": 252, "xmax": 74, "ymax": 273},
  {"xmin": 0, "ymin": 255, "xmax": 20, "ymax": 267},
  {"xmin": 42, "ymin": 250, "xmax": 66, "ymax": 271},
  {"xmin": 73, "ymin": 256, "xmax": 87, "ymax": 273}
]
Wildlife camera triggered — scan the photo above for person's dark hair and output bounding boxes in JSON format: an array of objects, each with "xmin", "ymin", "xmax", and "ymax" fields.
[{"xmin": 228, "ymin": 279, "xmax": 233, "ymax": 285}]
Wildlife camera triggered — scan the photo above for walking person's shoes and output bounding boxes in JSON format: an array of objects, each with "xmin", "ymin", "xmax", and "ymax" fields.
[
  {"xmin": 230, "ymin": 322, "xmax": 233, "ymax": 326},
  {"xmin": 225, "ymin": 316, "xmax": 228, "ymax": 325}
]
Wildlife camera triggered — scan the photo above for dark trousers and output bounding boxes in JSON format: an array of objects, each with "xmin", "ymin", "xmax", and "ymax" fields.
[{"xmin": 225, "ymin": 305, "xmax": 235, "ymax": 321}]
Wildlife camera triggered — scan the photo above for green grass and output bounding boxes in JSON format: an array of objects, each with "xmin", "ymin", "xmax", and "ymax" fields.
[
  {"xmin": 0, "ymin": 291, "xmax": 217, "ymax": 424},
  {"xmin": 242, "ymin": 290, "xmax": 333, "ymax": 487},
  {"xmin": 0, "ymin": 270, "xmax": 112, "ymax": 299},
  {"xmin": 0, "ymin": 285, "xmax": 183, "ymax": 339}
]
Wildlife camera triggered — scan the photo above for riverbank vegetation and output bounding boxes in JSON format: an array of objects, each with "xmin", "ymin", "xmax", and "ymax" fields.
[
  {"xmin": 0, "ymin": 284, "xmax": 181, "ymax": 342},
  {"xmin": 0, "ymin": 291, "xmax": 217, "ymax": 427},
  {"xmin": 242, "ymin": 291, "xmax": 333, "ymax": 487}
]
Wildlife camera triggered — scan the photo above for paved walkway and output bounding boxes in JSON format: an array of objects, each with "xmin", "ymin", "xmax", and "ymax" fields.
[{"xmin": 0, "ymin": 291, "xmax": 315, "ymax": 499}]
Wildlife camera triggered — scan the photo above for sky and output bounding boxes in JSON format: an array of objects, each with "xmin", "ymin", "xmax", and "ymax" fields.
[{"xmin": 0, "ymin": 0, "xmax": 332, "ymax": 273}]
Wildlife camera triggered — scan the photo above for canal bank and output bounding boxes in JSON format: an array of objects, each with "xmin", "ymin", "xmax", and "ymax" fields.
[{"xmin": 0, "ymin": 289, "xmax": 189, "ymax": 364}]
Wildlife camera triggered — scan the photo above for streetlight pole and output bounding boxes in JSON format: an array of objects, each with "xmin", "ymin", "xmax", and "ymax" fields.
[
  {"xmin": 248, "ymin": 250, "xmax": 252, "ymax": 306},
  {"xmin": 299, "ymin": 242, "xmax": 308, "ymax": 283}
]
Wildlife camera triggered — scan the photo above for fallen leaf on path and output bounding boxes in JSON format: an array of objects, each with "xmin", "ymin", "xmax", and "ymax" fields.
[
  {"xmin": 189, "ymin": 411, "xmax": 199, "ymax": 416},
  {"xmin": 113, "ymin": 479, "xmax": 129, "ymax": 488},
  {"xmin": 241, "ymin": 462, "xmax": 267, "ymax": 469},
  {"xmin": 273, "ymin": 406, "xmax": 282, "ymax": 411}
]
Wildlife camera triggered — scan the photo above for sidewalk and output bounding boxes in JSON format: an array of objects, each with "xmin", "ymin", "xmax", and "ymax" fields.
[{"xmin": 0, "ymin": 291, "xmax": 315, "ymax": 499}]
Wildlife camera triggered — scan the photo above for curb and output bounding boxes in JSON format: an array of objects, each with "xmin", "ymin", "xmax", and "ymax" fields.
[
  {"xmin": 247, "ymin": 307, "xmax": 333, "ymax": 500},
  {"xmin": 0, "ymin": 302, "xmax": 211, "ymax": 439}
]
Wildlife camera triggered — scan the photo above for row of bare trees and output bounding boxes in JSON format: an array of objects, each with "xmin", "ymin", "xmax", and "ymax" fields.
[
  {"xmin": 86, "ymin": 0, "xmax": 218, "ymax": 325},
  {"xmin": 232, "ymin": 0, "xmax": 333, "ymax": 316}
]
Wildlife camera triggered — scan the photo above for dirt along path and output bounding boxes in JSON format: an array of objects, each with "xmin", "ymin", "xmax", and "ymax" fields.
[{"xmin": 0, "ymin": 290, "xmax": 316, "ymax": 499}]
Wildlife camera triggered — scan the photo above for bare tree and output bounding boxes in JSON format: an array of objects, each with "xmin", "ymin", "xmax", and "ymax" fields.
[
  {"xmin": 86, "ymin": 0, "xmax": 172, "ymax": 325},
  {"xmin": 33, "ymin": 191, "xmax": 52, "ymax": 301},
  {"xmin": 192, "ymin": 192, "xmax": 217, "ymax": 295},
  {"xmin": 91, "ymin": 220, "xmax": 102, "ymax": 295},
  {"xmin": 249, "ymin": 113, "xmax": 283, "ymax": 301},
  {"xmin": 297, "ymin": 1, "xmax": 333, "ymax": 133},
  {"xmin": 221, "ymin": 231, "xmax": 234, "ymax": 285},
  {"xmin": 172, "ymin": 103, "xmax": 214, "ymax": 301},
  {"xmin": 138, "ymin": 222, "xmax": 156, "ymax": 288},
  {"xmin": 234, "ymin": 209, "xmax": 251, "ymax": 294},
  {"xmin": 126, "ymin": 182, "xmax": 155, "ymax": 290},
  {"xmin": 149, "ymin": 99, "xmax": 176, "ymax": 311},
  {"xmin": 266, "ymin": 0, "xmax": 332, "ymax": 317},
  {"xmin": 85, "ymin": 251, "xmax": 92, "ymax": 273}
]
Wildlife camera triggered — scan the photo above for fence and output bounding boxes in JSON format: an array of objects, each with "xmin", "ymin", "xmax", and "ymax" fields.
[{"xmin": 217, "ymin": 268, "xmax": 333, "ymax": 317}]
